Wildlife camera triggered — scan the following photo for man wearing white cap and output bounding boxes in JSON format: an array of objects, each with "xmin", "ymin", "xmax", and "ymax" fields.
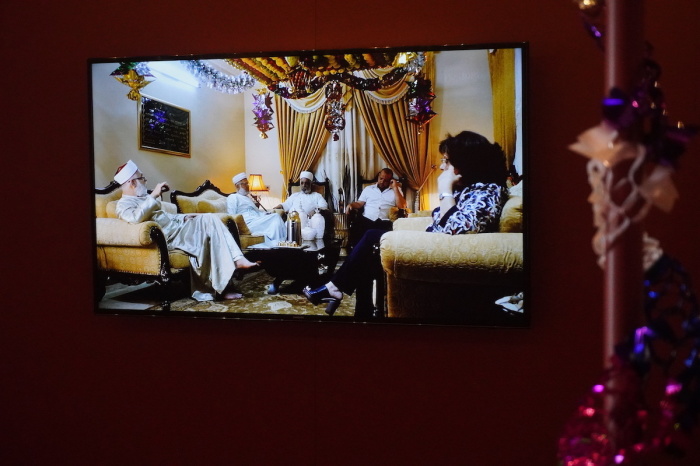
[
  {"xmin": 113, "ymin": 160, "xmax": 259, "ymax": 302},
  {"xmin": 227, "ymin": 172, "xmax": 285, "ymax": 243},
  {"xmin": 272, "ymin": 170, "xmax": 328, "ymax": 216}
]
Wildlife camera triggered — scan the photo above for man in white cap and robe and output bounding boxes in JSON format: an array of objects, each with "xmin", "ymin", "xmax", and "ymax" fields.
[
  {"xmin": 266, "ymin": 170, "xmax": 330, "ymax": 294},
  {"xmin": 272, "ymin": 170, "xmax": 328, "ymax": 216},
  {"xmin": 227, "ymin": 172, "xmax": 285, "ymax": 243},
  {"xmin": 113, "ymin": 160, "xmax": 259, "ymax": 302}
]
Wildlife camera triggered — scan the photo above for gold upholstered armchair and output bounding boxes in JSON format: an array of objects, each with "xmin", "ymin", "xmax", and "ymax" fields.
[
  {"xmin": 379, "ymin": 183, "xmax": 524, "ymax": 323},
  {"xmin": 170, "ymin": 180, "xmax": 266, "ymax": 250},
  {"xmin": 94, "ymin": 181, "xmax": 241, "ymax": 311}
]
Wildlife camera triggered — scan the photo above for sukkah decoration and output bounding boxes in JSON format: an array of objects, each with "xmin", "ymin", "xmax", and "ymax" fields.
[
  {"xmin": 226, "ymin": 52, "xmax": 434, "ymax": 138},
  {"xmin": 558, "ymin": 251, "xmax": 700, "ymax": 465},
  {"xmin": 559, "ymin": 1, "xmax": 700, "ymax": 463},
  {"xmin": 251, "ymin": 89, "xmax": 275, "ymax": 139},
  {"xmin": 182, "ymin": 60, "xmax": 255, "ymax": 94},
  {"xmin": 110, "ymin": 62, "xmax": 154, "ymax": 101},
  {"xmin": 264, "ymin": 66, "xmax": 409, "ymax": 100},
  {"xmin": 574, "ymin": 0, "xmax": 606, "ymax": 49},
  {"xmin": 227, "ymin": 53, "xmax": 409, "ymax": 88},
  {"xmin": 324, "ymin": 80, "xmax": 346, "ymax": 141},
  {"xmin": 569, "ymin": 26, "xmax": 697, "ymax": 269},
  {"xmin": 405, "ymin": 74, "xmax": 437, "ymax": 134}
]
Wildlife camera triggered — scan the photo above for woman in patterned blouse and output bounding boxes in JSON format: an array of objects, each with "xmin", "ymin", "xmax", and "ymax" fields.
[
  {"xmin": 304, "ymin": 131, "xmax": 509, "ymax": 317},
  {"xmin": 428, "ymin": 130, "xmax": 508, "ymax": 234}
]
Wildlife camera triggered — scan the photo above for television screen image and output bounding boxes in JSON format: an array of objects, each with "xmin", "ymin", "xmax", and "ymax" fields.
[{"xmin": 90, "ymin": 43, "xmax": 529, "ymax": 327}]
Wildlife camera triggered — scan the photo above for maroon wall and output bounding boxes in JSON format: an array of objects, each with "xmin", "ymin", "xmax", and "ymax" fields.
[{"xmin": 2, "ymin": 1, "xmax": 699, "ymax": 464}]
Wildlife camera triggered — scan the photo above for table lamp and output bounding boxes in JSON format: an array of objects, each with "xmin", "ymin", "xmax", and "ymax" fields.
[{"xmin": 248, "ymin": 174, "xmax": 269, "ymax": 211}]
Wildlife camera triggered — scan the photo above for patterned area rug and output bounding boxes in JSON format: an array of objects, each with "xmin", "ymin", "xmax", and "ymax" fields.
[{"xmin": 150, "ymin": 270, "xmax": 356, "ymax": 317}]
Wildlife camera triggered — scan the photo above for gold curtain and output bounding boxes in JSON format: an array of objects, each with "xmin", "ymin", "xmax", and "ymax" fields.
[
  {"xmin": 275, "ymin": 93, "xmax": 330, "ymax": 198},
  {"xmin": 352, "ymin": 52, "xmax": 435, "ymax": 208},
  {"xmin": 487, "ymin": 48, "xmax": 516, "ymax": 169}
]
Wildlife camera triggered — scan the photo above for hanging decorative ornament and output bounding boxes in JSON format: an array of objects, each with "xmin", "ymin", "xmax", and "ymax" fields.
[
  {"xmin": 558, "ymin": 252, "xmax": 700, "ymax": 465},
  {"xmin": 324, "ymin": 80, "xmax": 346, "ymax": 141},
  {"xmin": 570, "ymin": 123, "xmax": 680, "ymax": 268},
  {"xmin": 266, "ymin": 65, "xmax": 409, "ymax": 99},
  {"xmin": 574, "ymin": 0, "xmax": 606, "ymax": 49},
  {"xmin": 393, "ymin": 51, "xmax": 426, "ymax": 74},
  {"xmin": 289, "ymin": 66, "xmax": 312, "ymax": 94},
  {"xmin": 251, "ymin": 89, "xmax": 275, "ymax": 139},
  {"xmin": 181, "ymin": 60, "xmax": 255, "ymax": 94},
  {"xmin": 110, "ymin": 62, "xmax": 154, "ymax": 101},
  {"xmin": 405, "ymin": 74, "xmax": 437, "ymax": 133},
  {"xmin": 562, "ymin": 2, "xmax": 700, "ymax": 463}
]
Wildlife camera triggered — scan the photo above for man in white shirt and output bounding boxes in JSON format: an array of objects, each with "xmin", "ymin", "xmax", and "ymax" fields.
[
  {"xmin": 113, "ymin": 160, "xmax": 259, "ymax": 302},
  {"xmin": 346, "ymin": 168, "xmax": 407, "ymax": 249},
  {"xmin": 227, "ymin": 172, "xmax": 285, "ymax": 243}
]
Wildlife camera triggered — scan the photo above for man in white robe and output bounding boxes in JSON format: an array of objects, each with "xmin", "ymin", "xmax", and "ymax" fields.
[
  {"xmin": 113, "ymin": 160, "xmax": 259, "ymax": 302},
  {"xmin": 266, "ymin": 170, "xmax": 329, "ymax": 294},
  {"xmin": 227, "ymin": 172, "xmax": 285, "ymax": 243},
  {"xmin": 273, "ymin": 170, "xmax": 328, "ymax": 217}
]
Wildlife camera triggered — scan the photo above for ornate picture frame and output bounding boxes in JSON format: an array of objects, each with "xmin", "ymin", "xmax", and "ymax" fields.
[{"xmin": 139, "ymin": 95, "xmax": 191, "ymax": 157}]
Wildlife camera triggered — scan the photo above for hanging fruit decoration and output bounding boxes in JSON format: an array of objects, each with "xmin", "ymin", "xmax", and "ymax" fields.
[
  {"xmin": 252, "ymin": 88, "xmax": 275, "ymax": 139},
  {"xmin": 405, "ymin": 74, "xmax": 437, "ymax": 133},
  {"xmin": 324, "ymin": 80, "xmax": 346, "ymax": 141},
  {"xmin": 110, "ymin": 62, "xmax": 154, "ymax": 101}
]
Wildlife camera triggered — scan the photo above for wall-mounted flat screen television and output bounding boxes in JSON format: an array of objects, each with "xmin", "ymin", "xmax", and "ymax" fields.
[{"xmin": 90, "ymin": 42, "xmax": 529, "ymax": 327}]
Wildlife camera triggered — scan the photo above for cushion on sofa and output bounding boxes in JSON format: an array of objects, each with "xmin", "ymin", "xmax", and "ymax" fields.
[
  {"xmin": 499, "ymin": 181, "xmax": 523, "ymax": 233},
  {"xmin": 176, "ymin": 196, "xmax": 199, "ymax": 214},
  {"xmin": 95, "ymin": 188, "xmax": 122, "ymax": 218},
  {"xmin": 106, "ymin": 200, "xmax": 119, "ymax": 218},
  {"xmin": 197, "ymin": 198, "xmax": 227, "ymax": 213},
  {"xmin": 499, "ymin": 196, "xmax": 522, "ymax": 233},
  {"xmin": 232, "ymin": 214, "xmax": 252, "ymax": 235}
]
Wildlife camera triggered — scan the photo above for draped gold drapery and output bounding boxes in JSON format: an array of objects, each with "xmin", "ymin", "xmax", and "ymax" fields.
[
  {"xmin": 315, "ymin": 94, "xmax": 386, "ymax": 207},
  {"xmin": 274, "ymin": 52, "xmax": 436, "ymax": 207},
  {"xmin": 352, "ymin": 53, "xmax": 435, "ymax": 209},
  {"xmin": 274, "ymin": 92, "xmax": 329, "ymax": 198},
  {"xmin": 487, "ymin": 48, "xmax": 517, "ymax": 170}
]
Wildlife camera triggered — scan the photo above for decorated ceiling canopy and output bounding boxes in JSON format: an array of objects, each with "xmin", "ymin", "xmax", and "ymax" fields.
[
  {"xmin": 225, "ymin": 51, "xmax": 434, "ymax": 137},
  {"xmin": 225, "ymin": 52, "xmax": 425, "ymax": 99},
  {"xmin": 227, "ymin": 52, "xmax": 407, "ymax": 86},
  {"xmin": 110, "ymin": 51, "xmax": 436, "ymax": 138}
]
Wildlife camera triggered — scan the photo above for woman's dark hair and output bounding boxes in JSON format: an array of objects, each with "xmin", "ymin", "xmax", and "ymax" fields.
[{"xmin": 438, "ymin": 131, "xmax": 507, "ymax": 187}]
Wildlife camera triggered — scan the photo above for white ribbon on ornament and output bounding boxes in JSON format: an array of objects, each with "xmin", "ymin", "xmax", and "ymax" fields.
[{"xmin": 569, "ymin": 123, "xmax": 678, "ymax": 268}]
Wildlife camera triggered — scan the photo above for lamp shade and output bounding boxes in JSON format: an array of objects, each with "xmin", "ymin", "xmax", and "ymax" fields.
[{"xmin": 248, "ymin": 174, "xmax": 267, "ymax": 192}]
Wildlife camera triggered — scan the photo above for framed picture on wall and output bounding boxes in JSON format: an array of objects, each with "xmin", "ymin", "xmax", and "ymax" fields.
[
  {"xmin": 89, "ymin": 42, "xmax": 529, "ymax": 328},
  {"xmin": 139, "ymin": 95, "xmax": 191, "ymax": 157}
]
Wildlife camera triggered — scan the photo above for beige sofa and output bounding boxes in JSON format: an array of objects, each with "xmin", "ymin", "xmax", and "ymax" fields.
[
  {"xmin": 170, "ymin": 180, "xmax": 266, "ymax": 250},
  {"xmin": 94, "ymin": 181, "xmax": 241, "ymax": 310},
  {"xmin": 379, "ymin": 183, "xmax": 524, "ymax": 322}
]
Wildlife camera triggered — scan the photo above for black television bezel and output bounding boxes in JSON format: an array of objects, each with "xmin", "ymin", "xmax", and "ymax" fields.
[{"xmin": 89, "ymin": 41, "xmax": 530, "ymax": 328}]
